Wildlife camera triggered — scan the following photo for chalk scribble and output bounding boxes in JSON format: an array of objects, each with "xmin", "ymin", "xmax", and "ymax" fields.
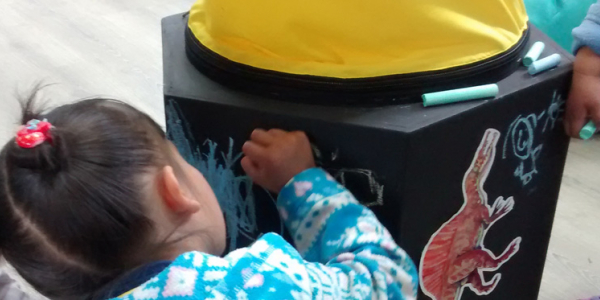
[
  {"xmin": 166, "ymin": 100, "xmax": 259, "ymax": 251},
  {"xmin": 502, "ymin": 92, "xmax": 565, "ymax": 186}
]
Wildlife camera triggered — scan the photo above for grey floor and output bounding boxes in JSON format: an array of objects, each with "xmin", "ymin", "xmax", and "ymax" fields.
[{"xmin": 0, "ymin": 1, "xmax": 599, "ymax": 299}]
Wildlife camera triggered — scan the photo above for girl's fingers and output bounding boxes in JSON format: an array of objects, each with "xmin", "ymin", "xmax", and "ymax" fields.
[
  {"xmin": 566, "ymin": 101, "xmax": 588, "ymax": 137},
  {"xmin": 591, "ymin": 104, "xmax": 600, "ymax": 130},
  {"xmin": 242, "ymin": 141, "xmax": 267, "ymax": 161},
  {"xmin": 250, "ymin": 129, "xmax": 273, "ymax": 146},
  {"xmin": 241, "ymin": 157, "xmax": 261, "ymax": 179},
  {"xmin": 268, "ymin": 128, "xmax": 287, "ymax": 138}
]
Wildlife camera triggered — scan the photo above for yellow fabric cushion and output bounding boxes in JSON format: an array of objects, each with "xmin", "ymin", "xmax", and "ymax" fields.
[{"xmin": 188, "ymin": 0, "xmax": 528, "ymax": 78}]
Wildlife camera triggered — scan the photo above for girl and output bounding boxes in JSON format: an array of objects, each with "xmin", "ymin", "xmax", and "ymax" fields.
[{"xmin": 0, "ymin": 91, "xmax": 418, "ymax": 299}]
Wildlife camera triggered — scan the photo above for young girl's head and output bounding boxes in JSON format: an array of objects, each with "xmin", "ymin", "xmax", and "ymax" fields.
[{"xmin": 0, "ymin": 91, "xmax": 226, "ymax": 299}]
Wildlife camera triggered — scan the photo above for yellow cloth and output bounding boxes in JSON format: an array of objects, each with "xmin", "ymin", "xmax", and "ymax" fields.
[
  {"xmin": 119, "ymin": 290, "xmax": 134, "ymax": 297},
  {"xmin": 188, "ymin": 0, "xmax": 528, "ymax": 78}
]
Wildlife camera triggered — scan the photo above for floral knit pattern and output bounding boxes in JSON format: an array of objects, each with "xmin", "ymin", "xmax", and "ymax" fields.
[{"xmin": 113, "ymin": 168, "xmax": 418, "ymax": 300}]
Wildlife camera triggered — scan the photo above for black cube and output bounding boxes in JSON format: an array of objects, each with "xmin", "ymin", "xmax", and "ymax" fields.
[{"xmin": 163, "ymin": 13, "xmax": 572, "ymax": 300}]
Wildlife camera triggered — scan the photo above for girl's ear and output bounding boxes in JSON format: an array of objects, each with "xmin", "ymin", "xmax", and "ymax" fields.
[{"xmin": 157, "ymin": 166, "xmax": 200, "ymax": 215}]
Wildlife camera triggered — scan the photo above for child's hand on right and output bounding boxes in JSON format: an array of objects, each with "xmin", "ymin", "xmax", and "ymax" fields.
[
  {"xmin": 565, "ymin": 47, "xmax": 600, "ymax": 138},
  {"xmin": 241, "ymin": 129, "xmax": 316, "ymax": 193}
]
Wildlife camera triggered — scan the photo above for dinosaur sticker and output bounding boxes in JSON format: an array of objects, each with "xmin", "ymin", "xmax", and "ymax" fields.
[{"xmin": 419, "ymin": 129, "xmax": 521, "ymax": 300}]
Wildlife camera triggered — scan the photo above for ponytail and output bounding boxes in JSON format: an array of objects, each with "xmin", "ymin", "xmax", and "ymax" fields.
[{"xmin": 0, "ymin": 88, "xmax": 167, "ymax": 298}]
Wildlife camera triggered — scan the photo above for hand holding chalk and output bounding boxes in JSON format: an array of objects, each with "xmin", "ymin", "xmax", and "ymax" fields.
[
  {"xmin": 422, "ymin": 84, "xmax": 499, "ymax": 107},
  {"xmin": 580, "ymin": 120, "xmax": 598, "ymax": 140},
  {"xmin": 242, "ymin": 129, "xmax": 316, "ymax": 193},
  {"xmin": 565, "ymin": 47, "xmax": 600, "ymax": 138}
]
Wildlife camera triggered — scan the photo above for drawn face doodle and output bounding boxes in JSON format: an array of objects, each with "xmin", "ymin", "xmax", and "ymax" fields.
[{"xmin": 502, "ymin": 91, "xmax": 565, "ymax": 186}]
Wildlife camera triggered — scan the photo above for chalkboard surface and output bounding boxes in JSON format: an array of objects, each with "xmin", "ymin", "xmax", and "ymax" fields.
[{"xmin": 163, "ymin": 14, "xmax": 572, "ymax": 300}]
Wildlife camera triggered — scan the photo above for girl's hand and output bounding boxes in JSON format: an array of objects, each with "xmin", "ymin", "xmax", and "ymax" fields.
[
  {"xmin": 241, "ymin": 129, "xmax": 316, "ymax": 193},
  {"xmin": 565, "ymin": 47, "xmax": 600, "ymax": 138}
]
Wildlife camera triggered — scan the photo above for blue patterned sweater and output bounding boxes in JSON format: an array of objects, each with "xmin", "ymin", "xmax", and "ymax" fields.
[{"xmin": 112, "ymin": 168, "xmax": 418, "ymax": 299}]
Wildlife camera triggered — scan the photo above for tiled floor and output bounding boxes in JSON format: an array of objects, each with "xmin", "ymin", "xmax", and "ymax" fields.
[{"xmin": 0, "ymin": 1, "xmax": 598, "ymax": 299}]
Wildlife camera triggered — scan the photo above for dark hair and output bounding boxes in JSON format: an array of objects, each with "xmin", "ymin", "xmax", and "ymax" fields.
[{"xmin": 0, "ymin": 89, "xmax": 169, "ymax": 299}]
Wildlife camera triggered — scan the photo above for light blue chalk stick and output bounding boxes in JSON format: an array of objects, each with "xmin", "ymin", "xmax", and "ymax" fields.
[
  {"xmin": 523, "ymin": 42, "xmax": 545, "ymax": 67},
  {"xmin": 528, "ymin": 54, "xmax": 561, "ymax": 75},
  {"xmin": 580, "ymin": 120, "xmax": 597, "ymax": 140},
  {"xmin": 422, "ymin": 84, "xmax": 499, "ymax": 107}
]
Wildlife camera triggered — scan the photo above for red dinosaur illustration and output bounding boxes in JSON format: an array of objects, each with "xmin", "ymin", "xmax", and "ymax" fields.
[{"xmin": 419, "ymin": 129, "xmax": 521, "ymax": 300}]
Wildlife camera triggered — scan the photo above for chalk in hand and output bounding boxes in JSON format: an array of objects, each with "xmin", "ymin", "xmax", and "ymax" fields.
[
  {"xmin": 523, "ymin": 42, "xmax": 545, "ymax": 67},
  {"xmin": 580, "ymin": 120, "xmax": 597, "ymax": 140},
  {"xmin": 422, "ymin": 84, "xmax": 499, "ymax": 107},
  {"xmin": 528, "ymin": 54, "xmax": 561, "ymax": 75}
]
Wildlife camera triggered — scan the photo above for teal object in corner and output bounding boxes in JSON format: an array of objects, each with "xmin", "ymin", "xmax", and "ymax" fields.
[
  {"xmin": 580, "ymin": 120, "xmax": 597, "ymax": 140},
  {"xmin": 422, "ymin": 84, "xmax": 499, "ymax": 107},
  {"xmin": 524, "ymin": 0, "xmax": 596, "ymax": 51}
]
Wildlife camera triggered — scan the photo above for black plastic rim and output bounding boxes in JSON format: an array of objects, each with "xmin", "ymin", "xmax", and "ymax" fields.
[{"xmin": 184, "ymin": 20, "xmax": 530, "ymax": 106}]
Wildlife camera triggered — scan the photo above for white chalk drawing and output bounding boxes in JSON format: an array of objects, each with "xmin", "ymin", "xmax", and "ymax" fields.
[
  {"xmin": 503, "ymin": 113, "xmax": 543, "ymax": 186},
  {"xmin": 502, "ymin": 91, "xmax": 565, "ymax": 186},
  {"xmin": 167, "ymin": 100, "xmax": 272, "ymax": 252},
  {"xmin": 333, "ymin": 168, "xmax": 384, "ymax": 207},
  {"xmin": 312, "ymin": 144, "xmax": 385, "ymax": 207},
  {"xmin": 543, "ymin": 91, "xmax": 565, "ymax": 133},
  {"xmin": 331, "ymin": 149, "xmax": 339, "ymax": 161}
]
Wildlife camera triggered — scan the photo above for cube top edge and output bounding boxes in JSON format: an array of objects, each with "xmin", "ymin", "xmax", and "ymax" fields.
[{"xmin": 162, "ymin": 13, "xmax": 573, "ymax": 133}]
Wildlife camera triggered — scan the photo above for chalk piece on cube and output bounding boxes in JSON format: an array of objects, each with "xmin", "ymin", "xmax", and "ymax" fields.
[
  {"xmin": 580, "ymin": 120, "xmax": 597, "ymax": 140},
  {"xmin": 422, "ymin": 84, "xmax": 499, "ymax": 107},
  {"xmin": 523, "ymin": 42, "xmax": 545, "ymax": 67},
  {"xmin": 528, "ymin": 54, "xmax": 561, "ymax": 75}
]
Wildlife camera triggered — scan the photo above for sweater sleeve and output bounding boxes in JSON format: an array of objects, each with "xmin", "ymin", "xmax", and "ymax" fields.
[
  {"xmin": 573, "ymin": 1, "xmax": 600, "ymax": 54},
  {"xmin": 276, "ymin": 168, "xmax": 418, "ymax": 299},
  {"xmin": 111, "ymin": 168, "xmax": 418, "ymax": 300}
]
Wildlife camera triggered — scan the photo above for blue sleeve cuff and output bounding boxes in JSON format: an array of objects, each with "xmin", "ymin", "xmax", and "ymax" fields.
[
  {"xmin": 278, "ymin": 168, "xmax": 345, "ymax": 205},
  {"xmin": 573, "ymin": 3, "xmax": 600, "ymax": 55},
  {"xmin": 277, "ymin": 168, "xmax": 347, "ymax": 226}
]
